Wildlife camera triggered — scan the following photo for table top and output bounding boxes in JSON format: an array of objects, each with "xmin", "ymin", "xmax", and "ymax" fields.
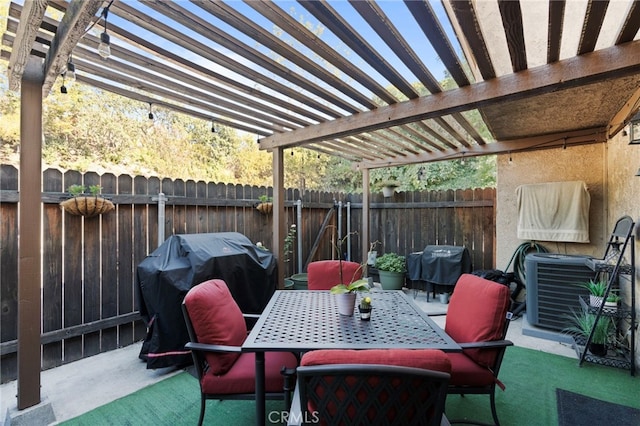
[{"xmin": 244, "ymin": 290, "xmax": 461, "ymax": 352}]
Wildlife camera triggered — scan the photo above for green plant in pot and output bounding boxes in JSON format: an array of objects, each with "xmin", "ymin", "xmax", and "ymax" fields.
[
  {"xmin": 604, "ymin": 291, "xmax": 621, "ymax": 311},
  {"xmin": 330, "ymin": 279, "xmax": 370, "ymax": 316},
  {"xmin": 375, "ymin": 252, "xmax": 407, "ymax": 290},
  {"xmin": 564, "ymin": 310, "xmax": 613, "ymax": 357},
  {"xmin": 579, "ymin": 279, "xmax": 607, "ymax": 308}
]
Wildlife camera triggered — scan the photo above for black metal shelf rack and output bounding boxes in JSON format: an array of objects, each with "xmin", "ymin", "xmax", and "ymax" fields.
[{"xmin": 575, "ymin": 216, "xmax": 636, "ymax": 376}]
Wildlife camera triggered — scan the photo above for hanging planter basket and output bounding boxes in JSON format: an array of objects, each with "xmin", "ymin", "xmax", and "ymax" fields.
[
  {"xmin": 60, "ymin": 196, "xmax": 115, "ymax": 218},
  {"xmin": 256, "ymin": 202, "xmax": 273, "ymax": 215}
]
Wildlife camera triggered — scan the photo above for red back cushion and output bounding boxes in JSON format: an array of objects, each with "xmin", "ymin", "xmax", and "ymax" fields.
[
  {"xmin": 308, "ymin": 260, "xmax": 363, "ymax": 290},
  {"xmin": 301, "ymin": 349, "xmax": 451, "ymax": 373},
  {"xmin": 445, "ymin": 274, "xmax": 510, "ymax": 366},
  {"xmin": 183, "ymin": 279, "xmax": 246, "ymax": 375}
]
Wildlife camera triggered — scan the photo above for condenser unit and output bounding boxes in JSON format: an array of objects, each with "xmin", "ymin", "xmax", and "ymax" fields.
[{"xmin": 525, "ymin": 253, "xmax": 594, "ymax": 331}]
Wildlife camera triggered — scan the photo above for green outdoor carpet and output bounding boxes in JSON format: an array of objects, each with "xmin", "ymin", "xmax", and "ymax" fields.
[
  {"xmin": 62, "ymin": 346, "xmax": 639, "ymax": 426},
  {"xmin": 556, "ymin": 388, "xmax": 640, "ymax": 426}
]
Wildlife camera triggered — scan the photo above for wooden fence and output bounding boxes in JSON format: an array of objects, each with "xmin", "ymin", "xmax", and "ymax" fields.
[{"xmin": 0, "ymin": 165, "xmax": 495, "ymax": 383}]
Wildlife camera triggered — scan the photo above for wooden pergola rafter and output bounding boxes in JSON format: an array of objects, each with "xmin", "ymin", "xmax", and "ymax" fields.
[{"xmin": 3, "ymin": 0, "xmax": 640, "ymax": 416}]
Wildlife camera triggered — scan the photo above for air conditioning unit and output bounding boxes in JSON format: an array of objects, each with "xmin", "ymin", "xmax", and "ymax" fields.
[{"xmin": 525, "ymin": 253, "xmax": 594, "ymax": 331}]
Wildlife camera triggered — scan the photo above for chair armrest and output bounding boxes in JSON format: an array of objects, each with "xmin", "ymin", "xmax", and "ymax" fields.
[
  {"xmin": 185, "ymin": 341, "xmax": 243, "ymax": 353},
  {"xmin": 458, "ymin": 340, "xmax": 514, "ymax": 350},
  {"xmin": 243, "ymin": 313, "xmax": 261, "ymax": 330}
]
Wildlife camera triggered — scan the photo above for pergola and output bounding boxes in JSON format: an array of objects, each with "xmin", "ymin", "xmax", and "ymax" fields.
[{"xmin": 3, "ymin": 0, "xmax": 640, "ymax": 413}]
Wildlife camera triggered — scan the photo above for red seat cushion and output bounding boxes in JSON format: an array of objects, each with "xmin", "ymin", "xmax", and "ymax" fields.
[
  {"xmin": 301, "ymin": 348, "xmax": 451, "ymax": 373},
  {"xmin": 183, "ymin": 279, "xmax": 246, "ymax": 375},
  {"xmin": 201, "ymin": 351, "xmax": 298, "ymax": 394},
  {"xmin": 447, "ymin": 352, "xmax": 497, "ymax": 387},
  {"xmin": 307, "ymin": 260, "xmax": 363, "ymax": 290},
  {"xmin": 445, "ymin": 274, "xmax": 510, "ymax": 367}
]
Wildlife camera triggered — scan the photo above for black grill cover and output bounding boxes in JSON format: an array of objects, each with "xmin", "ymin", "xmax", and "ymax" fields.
[
  {"xmin": 136, "ymin": 232, "xmax": 277, "ymax": 369},
  {"xmin": 407, "ymin": 245, "xmax": 472, "ymax": 286}
]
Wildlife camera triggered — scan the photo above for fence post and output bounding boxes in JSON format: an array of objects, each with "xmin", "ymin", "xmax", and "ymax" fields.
[
  {"xmin": 347, "ymin": 202, "xmax": 351, "ymax": 261},
  {"xmin": 153, "ymin": 192, "xmax": 167, "ymax": 247},
  {"xmin": 296, "ymin": 200, "xmax": 303, "ymax": 274}
]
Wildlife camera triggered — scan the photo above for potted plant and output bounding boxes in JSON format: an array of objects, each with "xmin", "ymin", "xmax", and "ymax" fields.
[
  {"xmin": 358, "ymin": 296, "xmax": 372, "ymax": 320},
  {"xmin": 256, "ymin": 195, "xmax": 273, "ymax": 214},
  {"xmin": 367, "ymin": 240, "xmax": 381, "ymax": 267},
  {"xmin": 375, "ymin": 252, "xmax": 407, "ymax": 290},
  {"xmin": 60, "ymin": 184, "xmax": 115, "ymax": 218},
  {"xmin": 380, "ymin": 180, "xmax": 399, "ymax": 198},
  {"xmin": 604, "ymin": 292, "xmax": 620, "ymax": 312},
  {"xmin": 564, "ymin": 310, "xmax": 613, "ymax": 357},
  {"xmin": 580, "ymin": 279, "xmax": 608, "ymax": 308},
  {"xmin": 330, "ymin": 279, "xmax": 370, "ymax": 316}
]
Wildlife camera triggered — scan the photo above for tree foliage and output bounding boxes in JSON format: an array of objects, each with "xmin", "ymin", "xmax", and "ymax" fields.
[{"xmin": 0, "ymin": 61, "xmax": 495, "ymax": 192}]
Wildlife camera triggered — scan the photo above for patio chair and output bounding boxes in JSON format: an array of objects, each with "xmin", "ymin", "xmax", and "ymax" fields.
[
  {"xmin": 444, "ymin": 273, "xmax": 513, "ymax": 426},
  {"xmin": 307, "ymin": 260, "xmax": 363, "ymax": 290},
  {"xmin": 182, "ymin": 279, "xmax": 298, "ymax": 426},
  {"xmin": 289, "ymin": 349, "xmax": 452, "ymax": 426}
]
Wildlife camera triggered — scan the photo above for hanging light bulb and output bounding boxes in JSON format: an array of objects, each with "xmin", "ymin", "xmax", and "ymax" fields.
[
  {"xmin": 148, "ymin": 103, "xmax": 154, "ymax": 120},
  {"xmin": 211, "ymin": 120, "xmax": 217, "ymax": 133},
  {"xmin": 65, "ymin": 56, "xmax": 76, "ymax": 87},
  {"xmin": 98, "ymin": 6, "xmax": 111, "ymax": 59},
  {"xmin": 60, "ymin": 73, "xmax": 67, "ymax": 94}
]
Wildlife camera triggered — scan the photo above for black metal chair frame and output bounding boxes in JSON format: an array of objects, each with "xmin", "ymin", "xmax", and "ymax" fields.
[
  {"xmin": 181, "ymin": 302, "xmax": 296, "ymax": 426},
  {"xmin": 291, "ymin": 363, "xmax": 450, "ymax": 426},
  {"xmin": 447, "ymin": 313, "xmax": 513, "ymax": 426}
]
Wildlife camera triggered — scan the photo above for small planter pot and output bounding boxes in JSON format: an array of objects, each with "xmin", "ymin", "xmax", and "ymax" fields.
[
  {"xmin": 359, "ymin": 306, "xmax": 372, "ymax": 321},
  {"xmin": 367, "ymin": 251, "xmax": 378, "ymax": 266},
  {"xmin": 290, "ymin": 273, "xmax": 308, "ymax": 290},
  {"xmin": 336, "ymin": 293, "xmax": 356, "ymax": 316},
  {"xmin": 604, "ymin": 301, "xmax": 618, "ymax": 312},
  {"xmin": 588, "ymin": 343, "xmax": 608, "ymax": 357},
  {"xmin": 589, "ymin": 295, "xmax": 604, "ymax": 308},
  {"xmin": 378, "ymin": 270, "xmax": 405, "ymax": 290},
  {"xmin": 382, "ymin": 186, "xmax": 397, "ymax": 197}
]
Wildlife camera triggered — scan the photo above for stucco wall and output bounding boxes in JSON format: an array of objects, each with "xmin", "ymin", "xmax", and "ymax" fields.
[
  {"xmin": 496, "ymin": 130, "xmax": 640, "ymax": 369},
  {"xmin": 496, "ymin": 143, "xmax": 607, "ymax": 269}
]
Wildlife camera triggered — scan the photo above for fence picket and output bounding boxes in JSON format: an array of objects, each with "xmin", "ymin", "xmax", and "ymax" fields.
[{"xmin": 0, "ymin": 165, "xmax": 495, "ymax": 383}]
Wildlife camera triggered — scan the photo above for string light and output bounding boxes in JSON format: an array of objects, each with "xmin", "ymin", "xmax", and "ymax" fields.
[
  {"xmin": 508, "ymin": 151, "xmax": 512, "ymax": 164},
  {"xmin": 65, "ymin": 56, "xmax": 76, "ymax": 86},
  {"xmin": 148, "ymin": 103, "xmax": 154, "ymax": 120},
  {"xmin": 60, "ymin": 74, "xmax": 67, "ymax": 94},
  {"xmin": 211, "ymin": 120, "xmax": 217, "ymax": 133},
  {"xmin": 98, "ymin": 5, "xmax": 112, "ymax": 59}
]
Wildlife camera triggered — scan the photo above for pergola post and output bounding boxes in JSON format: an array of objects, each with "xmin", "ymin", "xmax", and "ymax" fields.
[
  {"xmin": 17, "ymin": 58, "xmax": 43, "ymax": 409},
  {"xmin": 361, "ymin": 168, "xmax": 370, "ymax": 268},
  {"xmin": 272, "ymin": 147, "xmax": 285, "ymax": 288}
]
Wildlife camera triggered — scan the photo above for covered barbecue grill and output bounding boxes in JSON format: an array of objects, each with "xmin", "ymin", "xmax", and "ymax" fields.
[
  {"xmin": 407, "ymin": 245, "xmax": 472, "ymax": 298},
  {"xmin": 136, "ymin": 232, "xmax": 277, "ymax": 368}
]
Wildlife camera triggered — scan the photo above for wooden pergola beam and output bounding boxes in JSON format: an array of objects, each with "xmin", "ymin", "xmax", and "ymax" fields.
[
  {"xmin": 259, "ymin": 40, "xmax": 640, "ymax": 150},
  {"xmin": 41, "ymin": 0, "xmax": 103, "ymax": 96},
  {"xmin": 7, "ymin": 0, "xmax": 47, "ymax": 91}
]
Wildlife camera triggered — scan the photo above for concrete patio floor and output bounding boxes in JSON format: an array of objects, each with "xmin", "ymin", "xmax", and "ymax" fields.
[{"xmin": 0, "ymin": 289, "xmax": 577, "ymax": 425}]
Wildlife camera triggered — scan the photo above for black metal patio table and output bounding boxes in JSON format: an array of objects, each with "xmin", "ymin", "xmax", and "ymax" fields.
[{"xmin": 243, "ymin": 289, "xmax": 461, "ymax": 426}]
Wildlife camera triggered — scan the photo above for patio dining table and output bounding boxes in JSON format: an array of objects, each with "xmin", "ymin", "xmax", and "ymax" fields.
[{"xmin": 243, "ymin": 289, "xmax": 462, "ymax": 426}]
